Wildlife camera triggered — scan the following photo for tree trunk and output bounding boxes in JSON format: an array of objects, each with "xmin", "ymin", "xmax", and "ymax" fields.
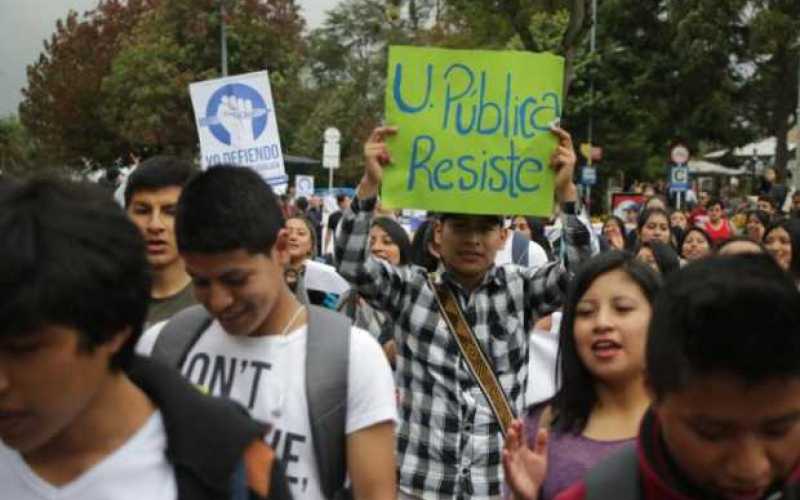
[
  {"xmin": 561, "ymin": 0, "xmax": 591, "ymax": 96},
  {"xmin": 770, "ymin": 47, "xmax": 796, "ymax": 181}
]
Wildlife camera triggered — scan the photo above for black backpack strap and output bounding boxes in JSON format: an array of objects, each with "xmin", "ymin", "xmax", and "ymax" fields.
[
  {"xmin": 511, "ymin": 231, "xmax": 530, "ymax": 266},
  {"xmin": 150, "ymin": 305, "xmax": 212, "ymax": 368},
  {"xmin": 305, "ymin": 305, "xmax": 351, "ymax": 499},
  {"xmin": 585, "ymin": 444, "xmax": 641, "ymax": 500}
]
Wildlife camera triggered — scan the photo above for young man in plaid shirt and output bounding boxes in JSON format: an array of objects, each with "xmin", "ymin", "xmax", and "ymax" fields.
[{"xmin": 335, "ymin": 125, "xmax": 591, "ymax": 499}]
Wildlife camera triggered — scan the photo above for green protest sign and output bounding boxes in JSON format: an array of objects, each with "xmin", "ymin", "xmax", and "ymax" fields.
[{"xmin": 383, "ymin": 46, "xmax": 564, "ymax": 216}]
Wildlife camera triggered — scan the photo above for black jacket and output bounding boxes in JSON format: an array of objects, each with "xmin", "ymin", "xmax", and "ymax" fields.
[{"xmin": 127, "ymin": 356, "xmax": 292, "ymax": 500}]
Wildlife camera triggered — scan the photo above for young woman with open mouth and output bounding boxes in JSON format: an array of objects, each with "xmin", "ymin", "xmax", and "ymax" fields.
[{"xmin": 503, "ymin": 251, "xmax": 661, "ymax": 500}]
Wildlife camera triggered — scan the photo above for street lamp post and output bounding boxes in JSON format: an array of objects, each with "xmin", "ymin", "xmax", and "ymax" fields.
[
  {"xmin": 584, "ymin": 0, "xmax": 597, "ymax": 213},
  {"xmin": 220, "ymin": 1, "xmax": 229, "ymax": 77}
]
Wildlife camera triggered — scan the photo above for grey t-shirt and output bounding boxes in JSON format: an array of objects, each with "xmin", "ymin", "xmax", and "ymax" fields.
[{"xmin": 146, "ymin": 282, "xmax": 195, "ymax": 328}]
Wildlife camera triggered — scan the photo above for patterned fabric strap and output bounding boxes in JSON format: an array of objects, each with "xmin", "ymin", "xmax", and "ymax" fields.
[{"xmin": 427, "ymin": 273, "xmax": 515, "ymax": 436}]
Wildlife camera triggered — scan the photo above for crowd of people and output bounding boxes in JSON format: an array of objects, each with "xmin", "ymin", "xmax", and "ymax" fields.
[{"xmin": 1, "ymin": 124, "xmax": 800, "ymax": 500}]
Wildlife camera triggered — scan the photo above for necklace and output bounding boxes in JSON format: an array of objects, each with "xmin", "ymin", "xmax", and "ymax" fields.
[{"xmin": 279, "ymin": 305, "xmax": 306, "ymax": 337}]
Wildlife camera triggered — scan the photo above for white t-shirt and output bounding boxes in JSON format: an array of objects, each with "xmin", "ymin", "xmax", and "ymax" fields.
[
  {"xmin": 0, "ymin": 411, "xmax": 176, "ymax": 500},
  {"xmin": 137, "ymin": 321, "xmax": 397, "ymax": 500},
  {"xmin": 495, "ymin": 231, "xmax": 549, "ymax": 269},
  {"xmin": 526, "ymin": 311, "xmax": 562, "ymax": 406}
]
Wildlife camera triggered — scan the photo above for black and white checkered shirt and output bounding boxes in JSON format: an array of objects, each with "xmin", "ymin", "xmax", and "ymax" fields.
[{"xmin": 335, "ymin": 196, "xmax": 591, "ymax": 499}]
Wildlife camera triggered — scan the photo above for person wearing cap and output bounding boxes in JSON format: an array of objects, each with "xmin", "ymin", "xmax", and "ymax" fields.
[{"xmin": 335, "ymin": 125, "xmax": 591, "ymax": 499}]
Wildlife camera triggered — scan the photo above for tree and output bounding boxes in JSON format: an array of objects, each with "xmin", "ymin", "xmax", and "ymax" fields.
[
  {"xmin": 0, "ymin": 116, "xmax": 36, "ymax": 177},
  {"xmin": 19, "ymin": 0, "xmax": 157, "ymax": 169},
  {"xmin": 434, "ymin": 0, "xmax": 592, "ymax": 92},
  {"xmin": 293, "ymin": 0, "xmax": 412, "ymax": 186},
  {"xmin": 739, "ymin": 0, "xmax": 800, "ymax": 179},
  {"xmin": 101, "ymin": 0, "xmax": 306, "ymax": 156}
]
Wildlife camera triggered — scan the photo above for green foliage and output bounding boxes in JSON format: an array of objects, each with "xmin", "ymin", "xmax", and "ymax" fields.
[
  {"xmin": 0, "ymin": 115, "xmax": 36, "ymax": 176},
  {"xmin": 101, "ymin": 0, "xmax": 306, "ymax": 156},
  {"xmin": 18, "ymin": 0, "xmax": 799, "ymax": 196},
  {"xmin": 19, "ymin": 0, "xmax": 156, "ymax": 169},
  {"xmin": 292, "ymin": 0, "xmax": 412, "ymax": 187}
]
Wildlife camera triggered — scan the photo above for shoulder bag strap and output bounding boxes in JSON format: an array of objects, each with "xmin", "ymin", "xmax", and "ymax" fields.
[
  {"xmin": 512, "ymin": 231, "xmax": 530, "ymax": 266},
  {"xmin": 426, "ymin": 273, "xmax": 515, "ymax": 436}
]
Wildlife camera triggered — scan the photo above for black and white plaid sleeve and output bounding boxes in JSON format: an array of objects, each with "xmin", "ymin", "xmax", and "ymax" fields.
[
  {"xmin": 521, "ymin": 212, "xmax": 591, "ymax": 319},
  {"xmin": 333, "ymin": 195, "xmax": 410, "ymax": 314}
]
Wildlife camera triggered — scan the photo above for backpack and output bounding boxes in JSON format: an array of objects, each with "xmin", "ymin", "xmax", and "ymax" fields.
[
  {"xmin": 151, "ymin": 304, "xmax": 351, "ymax": 500},
  {"xmin": 511, "ymin": 231, "xmax": 530, "ymax": 267},
  {"xmin": 585, "ymin": 444, "xmax": 641, "ymax": 500}
]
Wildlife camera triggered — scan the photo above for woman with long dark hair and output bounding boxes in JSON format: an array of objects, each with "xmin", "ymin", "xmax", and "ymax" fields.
[
  {"xmin": 635, "ymin": 240, "xmax": 680, "ymax": 277},
  {"xmin": 678, "ymin": 226, "xmax": 713, "ymax": 262},
  {"xmin": 503, "ymin": 251, "xmax": 661, "ymax": 500},
  {"xmin": 284, "ymin": 215, "xmax": 318, "ymax": 294},
  {"xmin": 512, "ymin": 215, "xmax": 555, "ymax": 261},
  {"xmin": 338, "ymin": 216, "xmax": 412, "ymax": 365},
  {"xmin": 600, "ymin": 216, "xmax": 627, "ymax": 251},
  {"xmin": 633, "ymin": 208, "xmax": 672, "ymax": 250},
  {"xmin": 764, "ymin": 218, "xmax": 800, "ymax": 286}
]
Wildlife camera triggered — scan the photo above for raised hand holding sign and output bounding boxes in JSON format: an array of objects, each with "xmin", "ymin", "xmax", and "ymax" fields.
[{"xmin": 381, "ymin": 46, "xmax": 566, "ymax": 216}]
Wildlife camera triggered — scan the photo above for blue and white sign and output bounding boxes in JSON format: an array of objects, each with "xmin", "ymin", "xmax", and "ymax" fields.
[
  {"xmin": 669, "ymin": 165, "xmax": 690, "ymax": 192},
  {"xmin": 190, "ymin": 71, "xmax": 285, "ymax": 183},
  {"xmin": 581, "ymin": 166, "xmax": 597, "ymax": 186},
  {"xmin": 295, "ymin": 175, "xmax": 315, "ymax": 198}
]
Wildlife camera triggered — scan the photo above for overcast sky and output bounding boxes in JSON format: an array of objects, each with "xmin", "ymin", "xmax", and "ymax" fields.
[{"xmin": 0, "ymin": 0, "xmax": 338, "ymax": 117}]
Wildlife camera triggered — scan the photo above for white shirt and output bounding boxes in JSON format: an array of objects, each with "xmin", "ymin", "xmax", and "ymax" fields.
[
  {"xmin": 526, "ymin": 311, "xmax": 562, "ymax": 406},
  {"xmin": 495, "ymin": 231, "xmax": 549, "ymax": 269},
  {"xmin": 137, "ymin": 322, "xmax": 397, "ymax": 500},
  {"xmin": 0, "ymin": 412, "xmax": 177, "ymax": 500}
]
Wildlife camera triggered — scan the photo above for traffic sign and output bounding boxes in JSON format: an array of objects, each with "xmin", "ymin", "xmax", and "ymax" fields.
[
  {"xmin": 670, "ymin": 165, "xmax": 690, "ymax": 191},
  {"xmin": 670, "ymin": 145, "xmax": 690, "ymax": 165},
  {"xmin": 323, "ymin": 142, "xmax": 340, "ymax": 169},
  {"xmin": 323, "ymin": 127, "xmax": 341, "ymax": 169}
]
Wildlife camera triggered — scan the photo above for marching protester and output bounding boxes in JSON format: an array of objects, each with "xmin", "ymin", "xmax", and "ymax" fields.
[
  {"xmin": 698, "ymin": 198, "xmax": 733, "ymax": 245},
  {"xmin": 504, "ymin": 251, "xmax": 660, "ymax": 500},
  {"xmin": 504, "ymin": 253, "xmax": 800, "ymax": 500},
  {"xmin": 324, "ymin": 194, "xmax": 351, "ymax": 254},
  {"xmin": 335, "ymin": 124, "xmax": 590, "ymax": 499},
  {"xmin": 511, "ymin": 216, "xmax": 555, "ymax": 262},
  {"xmin": 634, "ymin": 241, "xmax": 680, "ymax": 277},
  {"xmin": 0, "ymin": 178, "xmax": 291, "ymax": 499},
  {"xmin": 678, "ymin": 226, "xmax": 713, "ymax": 262},
  {"xmin": 688, "ymin": 191, "xmax": 710, "ymax": 226},
  {"xmin": 136, "ymin": 166, "xmax": 398, "ymax": 500},
  {"xmin": 633, "ymin": 208, "xmax": 672, "ymax": 248},
  {"xmin": 497, "ymin": 221, "xmax": 551, "ymax": 269},
  {"xmin": 763, "ymin": 218, "xmax": 800, "ymax": 286},
  {"xmin": 600, "ymin": 216, "xmax": 628, "ymax": 251},
  {"xmin": 284, "ymin": 215, "xmax": 318, "ymax": 295},
  {"xmin": 790, "ymin": 191, "xmax": 800, "ymax": 217},
  {"xmin": 338, "ymin": 216, "xmax": 413, "ymax": 365},
  {"xmin": 124, "ymin": 156, "xmax": 198, "ymax": 328},
  {"xmin": 409, "ymin": 218, "xmax": 441, "ymax": 272},
  {"xmin": 668, "ymin": 210, "xmax": 688, "ymax": 248},
  {"xmin": 757, "ymin": 195, "xmax": 777, "ymax": 216},
  {"xmin": 745, "ymin": 209, "xmax": 771, "ymax": 242},
  {"xmin": 668, "ymin": 210, "xmax": 688, "ymax": 233}
]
